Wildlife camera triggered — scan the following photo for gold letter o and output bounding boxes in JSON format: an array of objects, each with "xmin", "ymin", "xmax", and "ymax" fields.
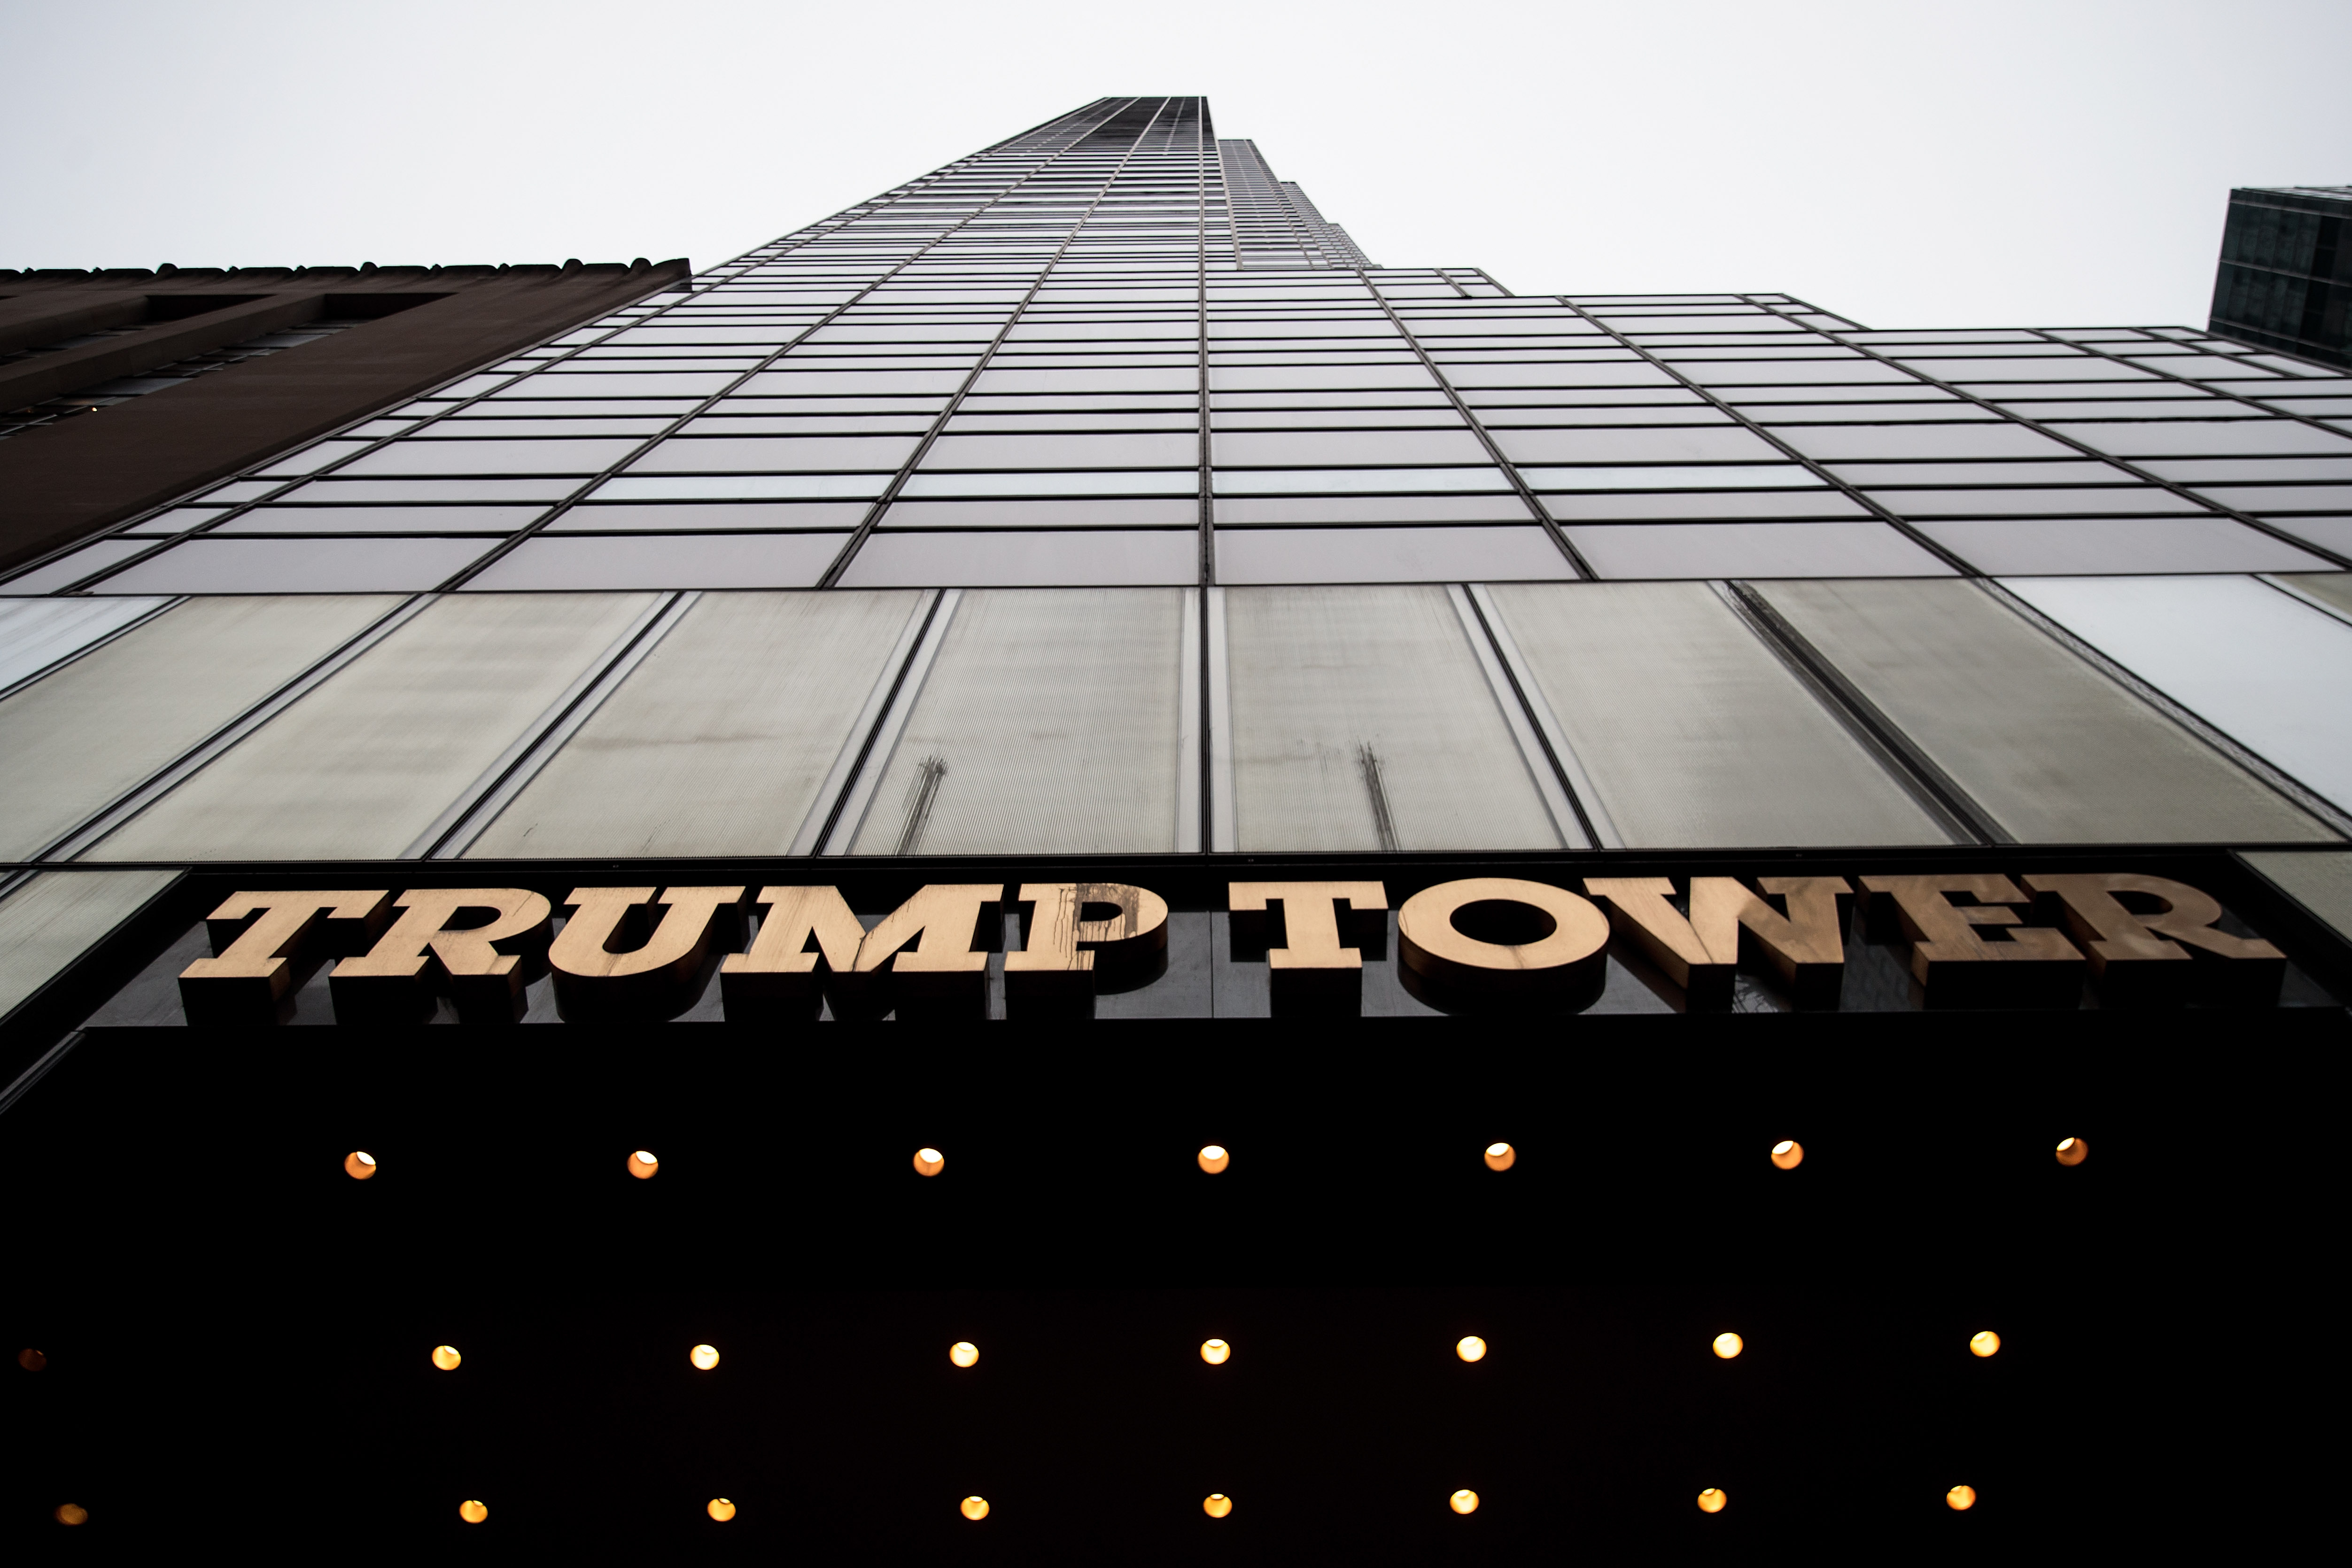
[{"xmin": 1398, "ymin": 877, "xmax": 1610, "ymax": 1003}]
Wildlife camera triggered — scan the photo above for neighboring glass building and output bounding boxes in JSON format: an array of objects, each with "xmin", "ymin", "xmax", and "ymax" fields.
[
  {"xmin": 2211, "ymin": 184, "xmax": 2351, "ymax": 369},
  {"xmin": 1, "ymin": 97, "xmax": 2344, "ymax": 1555}
]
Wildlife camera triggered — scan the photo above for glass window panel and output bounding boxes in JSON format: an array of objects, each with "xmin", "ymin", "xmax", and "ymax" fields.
[
  {"xmin": 1683, "ymin": 362, "xmax": 1920, "ymax": 386},
  {"xmin": 0, "ymin": 597, "xmax": 169, "ymax": 688},
  {"xmin": 1225, "ymin": 585, "xmax": 1562, "ymax": 852},
  {"xmin": 475, "ymin": 400, "xmax": 701, "ymax": 418},
  {"xmin": 92, "ymin": 593, "xmax": 662, "ymax": 862},
  {"xmin": 1213, "ymin": 430, "xmax": 1489, "ymax": 466},
  {"xmin": 1494, "ymin": 427, "xmax": 1784, "ymax": 464},
  {"xmin": 945, "ymin": 412, "xmax": 1195, "ymax": 432},
  {"xmin": 1750, "ymin": 405, "xmax": 1999, "ymax": 424},
  {"xmin": 683, "ymin": 414, "xmax": 938, "ymax": 435},
  {"xmin": 1926, "ymin": 359, "xmax": 2158, "ymax": 383},
  {"xmin": 495, "ymin": 372, "xmax": 738, "ymax": 398},
  {"xmin": 1523, "ymin": 465, "xmax": 1819, "ymax": 491},
  {"xmin": 742, "ymin": 370, "xmax": 973, "ymax": 395},
  {"xmin": 2142, "ymin": 458, "xmax": 2352, "ymax": 483},
  {"xmin": 1209, "ymin": 365, "xmax": 1439, "ymax": 391},
  {"xmin": 880, "ymin": 498, "xmax": 1195, "ymax": 528},
  {"xmin": 972, "ymin": 368, "xmax": 1197, "ymax": 394},
  {"xmin": 0, "ymin": 595, "xmax": 398, "ymax": 860},
  {"xmin": 963, "ymin": 393, "xmax": 1197, "ymax": 412},
  {"xmin": 2267, "ymin": 518, "xmax": 2352, "ymax": 555},
  {"xmin": 90, "ymin": 537, "xmax": 494, "ymax": 594},
  {"xmin": 1478, "ymin": 407, "xmax": 1736, "ymax": 428},
  {"xmin": 625, "ymin": 436, "xmax": 921, "ymax": 473},
  {"xmin": 215, "ymin": 506, "xmax": 544, "ymax": 535},
  {"xmin": 921, "ymin": 433, "xmax": 1196, "ymax": 468},
  {"xmin": 1218, "ymin": 496, "xmax": 1529, "ymax": 524},
  {"xmin": 1774, "ymin": 423, "xmax": 2077, "ymax": 459},
  {"xmin": 838, "ymin": 530, "xmax": 1197, "ymax": 587},
  {"xmin": 468, "ymin": 590, "xmax": 924, "ymax": 858},
  {"xmin": 0, "ymin": 869, "xmax": 181, "ymax": 1019},
  {"xmin": 1486, "ymin": 581, "xmax": 1947, "ymax": 847},
  {"xmin": 1567, "ymin": 521, "xmax": 1951, "ymax": 578},
  {"xmin": 550, "ymin": 502, "xmax": 867, "ymax": 532},
  {"xmin": 2046, "ymin": 421, "xmax": 2352, "ymax": 457},
  {"xmin": 1544, "ymin": 491, "xmax": 1870, "ymax": 520},
  {"xmin": 1213, "ymin": 409, "xmax": 1471, "ymax": 430},
  {"xmin": 1755, "ymin": 578, "xmax": 2329, "ymax": 841},
  {"xmin": 898, "ymin": 471, "xmax": 1195, "ymax": 497},
  {"xmin": 1443, "ymin": 363, "xmax": 1677, "ymax": 388},
  {"xmin": 2187, "ymin": 485, "xmax": 2352, "ymax": 513},
  {"xmin": 2, "ymin": 540, "xmax": 157, "ymax": 594},
  {"xmin": 2002, "ymin": 574, "xmax": 2352, "ymax": 815},
  {"xmin": 846, "ymin": 589, "xmax": 1188, "ymax": 854},
  {"xmin": 1869, "ymin": 488, "xmax": 2203, "ymax": 516},
  {"xmin": 253, "ymin": 441, "xmax": 375, "ymax": 478},
  {"xmin": 1919, "ymin": 517, "xmax": 2331, "ymax": 574},
  {"xmin": 1213, "ymin": 467, "xmax": 1509, "ymax": 495},
  {"xmin": 1830, "ymin": 461, "xmax": 2129, "ymax": 486},
  {"xmin": 462, "ymin": 534, "xmax": 845, "ymax": 590},
  {"xmin": 1215, "ymin": 526, "xmax": 1569, "ymax": 583},
  {"xmin": 274, "ymin": 479, "xmax": 579, "ymax": 504},
  {"xmin": 593, "ymin": 474, "xmax": 888, "ymax": 501}
]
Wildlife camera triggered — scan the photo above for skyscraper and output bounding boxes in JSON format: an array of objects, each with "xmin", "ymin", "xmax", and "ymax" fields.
[
  {"xmin": 1, "ymin": 96, "xmax": 2344, "ymax": 1555},
  {"xmin": 2211, "ymin": 184, "xmax": 2350, "ymax": 370}
]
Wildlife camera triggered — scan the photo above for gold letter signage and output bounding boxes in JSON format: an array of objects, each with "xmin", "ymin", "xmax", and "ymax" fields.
[{"xmin": 177, "ymin": 864, "xmax": 2300, "ymax": 1026}]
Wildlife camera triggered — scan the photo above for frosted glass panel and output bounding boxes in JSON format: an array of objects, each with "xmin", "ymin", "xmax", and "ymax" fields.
[
  {"xmin": 2003, "ymin": 574, "xmax": 2352, "ymax": 815},
  {"xmin": 1756, "ymin": 579, "xmax": 2331, "ymax": 843},
  {"xmin": 2241, "ymin": 849, "xmax": 2352, "ymax": 942},
  {"xmin": 94, "ymin": 593, "xmax": 659, "ymax": 861},
  {"xmin": 0, "ymin": 596, "xmax": 398, "ymax": 860},
  {"xmin": 1226, "ymin": 585, "xmax": 1562, "ymax": 852},
  {"xmin": 0, "ymin": 870, "xmax": 179, "ymax": 1019},
  {"xmin": 0, "ymin": 597, "xmax": 171, "ymax": 691},
  {"xmin": 848, "ymin": 589, "xmax": 1188, "ymax": 854},
  {"xmin": 1485, "ymin": 582, "xmax": 1948, "ymax": 847},
  {"xmin": 470, "ymin": 590, "xmax": 924, "ymax": 857}
]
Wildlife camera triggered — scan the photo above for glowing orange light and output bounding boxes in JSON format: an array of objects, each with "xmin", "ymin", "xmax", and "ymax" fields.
[
  {"xmin": 690, "ymin": 1344, "xmax": 720, "ymax": 1371},
  {"xmin": 1449, "ymin": 1489, "xmax": 1479, "ymax": 1515},
  {"xmin": 54, "ymin": 1504, "xmax": 88, "ymax": 1527},
  {"xmin": 628, "ymin": 1150, "xmax": 660, "ymax": 1179},
  {"xmin": 1484, "ymin": 1142, "xmax": 1515, "ymax": 1171},
  {"xmin": 1203, "ymin": 1493, "xmax": 1233, "ymax": 1518},
  {"xmin": 1970, "ymin": 1331, "xmax": 2000, "ymax": 1358},
  {"xmin": 458, "ymin": 1500, "xmax": 488, "ymax": 1524},
  {"xmin": 914, "ymin": 1148, "xmax": 946, "ymax": 1177},
  {"xmin": 1201, "ymin": 1338, "xmax": 1230, "ymax": 1365},
  {"xmin": 344, "ymin": 1150, "xmax": 378, "ymax": 1180},
  {"xmin": 1198, "ymin": 1144, "xmax": 1229, "ymax": 1174},
  {"xmin": 19, "ymin": 1348, "xmax": 47, "ymax": 1372},
  {"xmin": 1771, "ymin": 1140, "xmax": 1803, "ymax": 1170},
  {"xmin": 1712, "ymin": 1332, "xmax": 1743, "ymax": 1360},
  {"xmin": 1456, "ymin": 1335, "xmax": 1487, "ymax": 1363},
  {"xmin": 951, "ymin": 1341, "xmax": 979, "ymax": 1368},
  {"xmin": 960, "ymin": 1495, "xmax": 989, "ymax": 1521},
  {"xmin": 1946, "ymin": 1484, "xmax": 1976, "ymax": 1511},
  {"xmin": 2055, "ymin": 1137, "xmax": 2088, "ymax": 1167},
  {"xmin": 431, "ymin": 1345, "xmax": 462, "ymax": 1372},
  {"xmin": 707, "ymin": 1498, "xmax": 737, "ymax": 1521},
  {"xmin": 1697, "ymin": 1488, "xmax": 1726, "ymax": 1514}
]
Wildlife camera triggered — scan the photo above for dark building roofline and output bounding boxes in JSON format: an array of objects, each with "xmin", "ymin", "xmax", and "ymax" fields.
[{"xmin": 0, "ymin": 259, "xmax": 691, "ymax": 575}]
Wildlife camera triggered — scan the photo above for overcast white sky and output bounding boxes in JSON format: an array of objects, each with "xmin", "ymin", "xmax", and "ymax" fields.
[{"xmin": 3, "ymin": 0, "xmax": 2345, "ymax": 330}]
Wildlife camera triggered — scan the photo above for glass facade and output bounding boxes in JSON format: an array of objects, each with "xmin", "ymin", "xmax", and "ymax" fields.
[
  {"xmin": 0, "ymin": 91, "xmax": 2346, "ymax": 954},
  {"xmin": 3, "ymin": 95, "xmax": 2347, "ymax": 1563}
]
